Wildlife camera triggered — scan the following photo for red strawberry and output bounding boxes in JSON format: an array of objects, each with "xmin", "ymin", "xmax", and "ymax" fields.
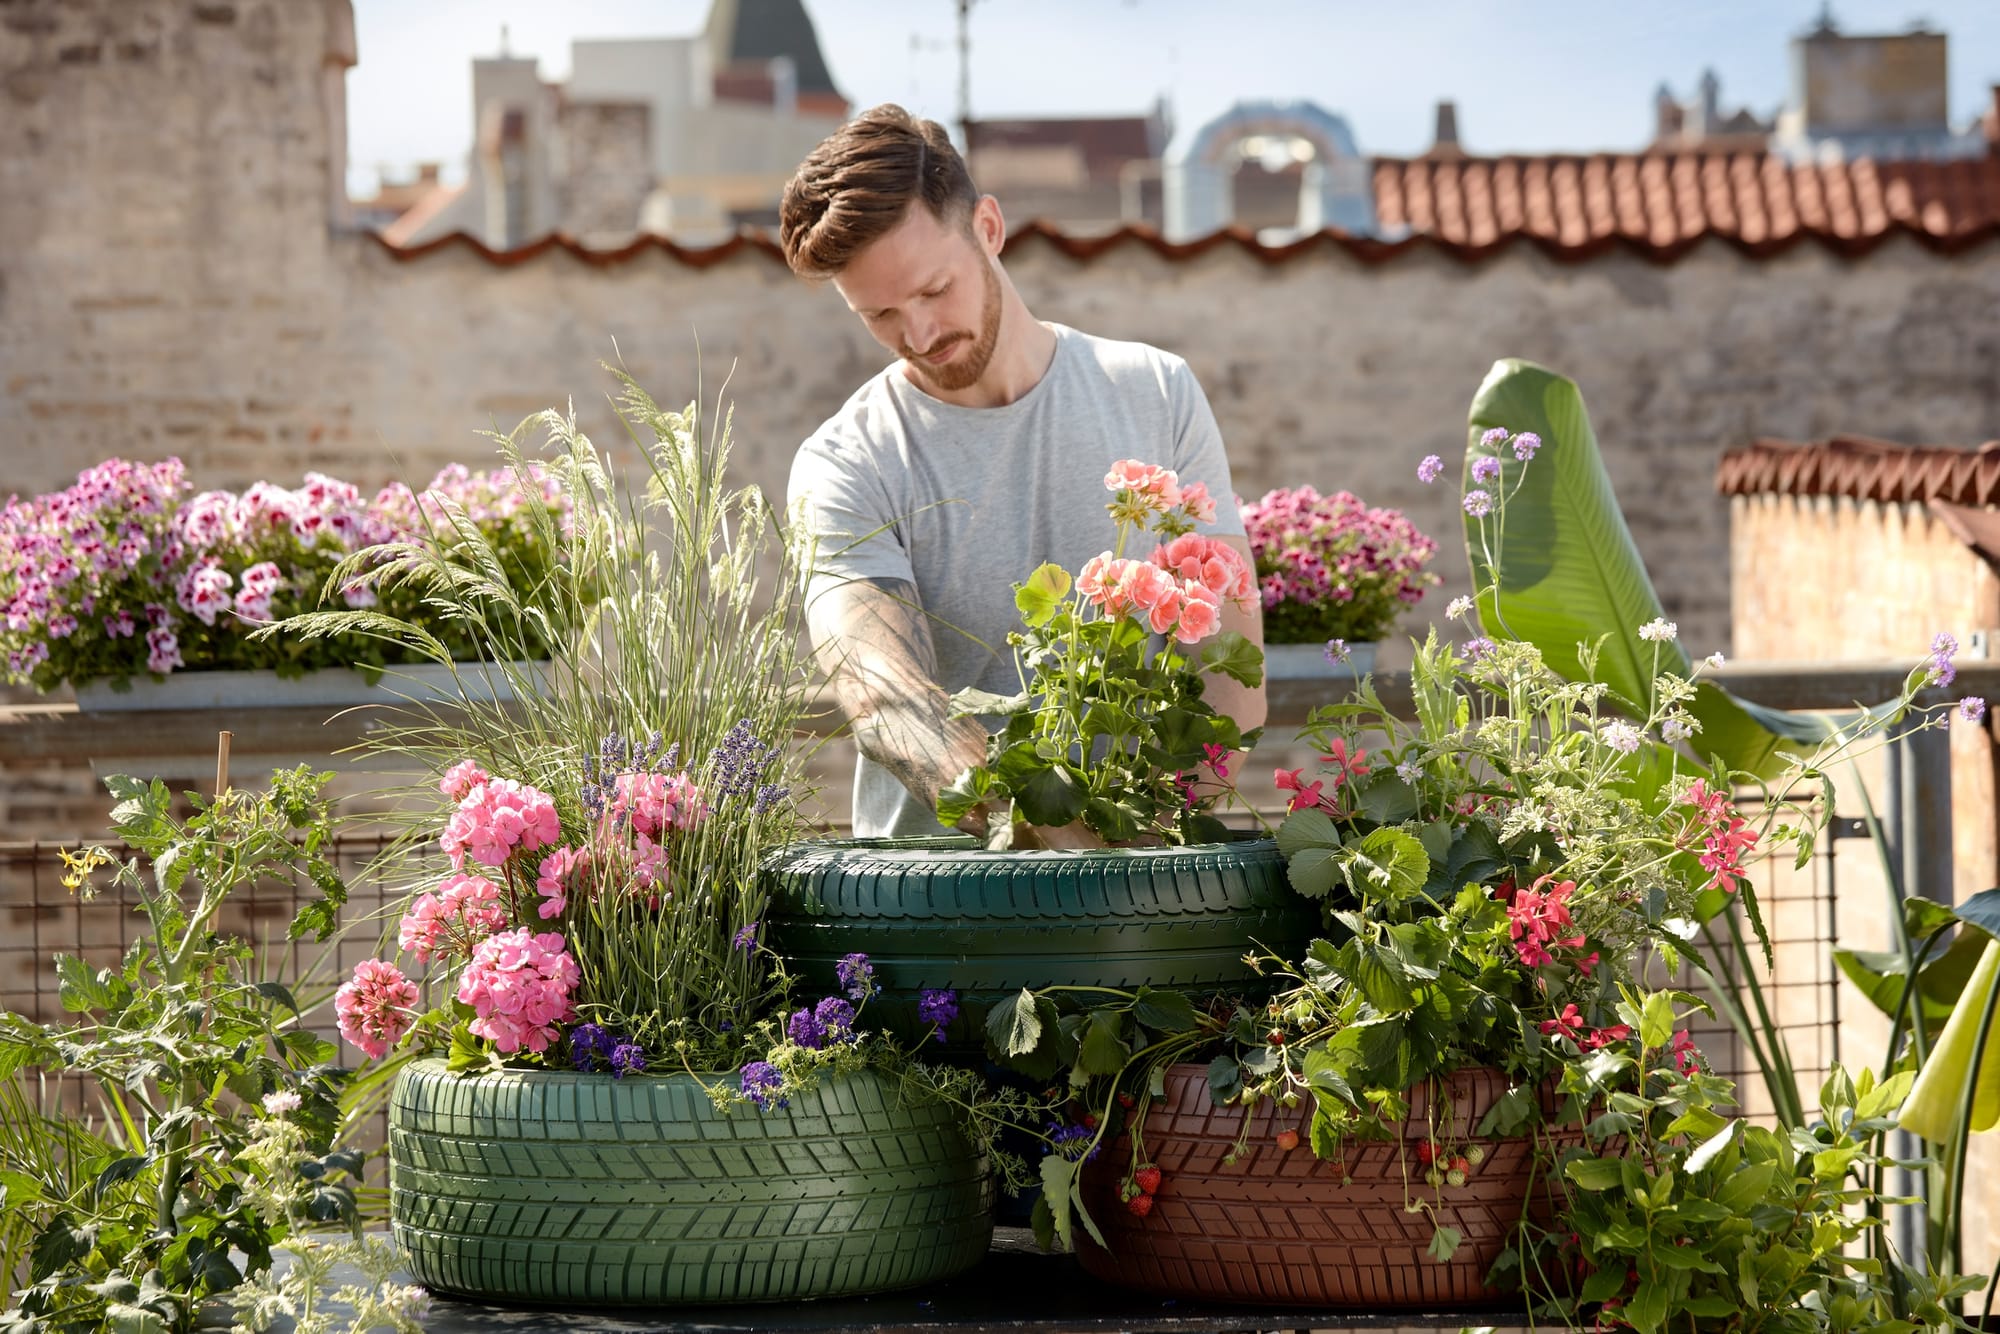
[
  {"xmin": 1275, "ymin": 1129, "xmax": 1301, "ymax": 1151},
  {"xmin": 1453, "ymin": 1155, "xmax": 1471, "ymax": 1174},
  {"xmin": 1133, "ymin": 1165, "xmax": 1162, "ymax": 1195},
  {"xmin": 1416, "ymin": 1140, "xmax": 1438, "ymax": 1165},
  {"xmin": 1126, "ymin": 1191, "xmax": 1155, "ymax": 1218},
  {"xmin": 1081, "ymin": 1111, "xmax": 1098, "ymax": 1129},
  {"xmin": 1117, "ymin": 1092, "xmax": 1136, "ymax": 1109},
  {"xmin": 1267, "ymin": 1029, "xmax": 1287, "ymax": 1045}
]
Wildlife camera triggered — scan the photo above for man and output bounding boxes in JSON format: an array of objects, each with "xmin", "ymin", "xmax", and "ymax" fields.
[{"xmin": 780, "ymin": 104, "xmax": 1264, "ymax": 840}]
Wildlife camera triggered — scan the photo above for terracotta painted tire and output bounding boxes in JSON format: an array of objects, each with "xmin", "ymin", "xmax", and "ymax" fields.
[
  {"xmin": 389, "ymin": 1060, "xmax": 993, "ymax": 1305},
  {"xmin": 1079, "ymin": 1063, "xmax": 1566, "ymax": 1308},
  {"xmin": 762, "ymin": 836, "xmax": 1318, "ymax": 1043}
]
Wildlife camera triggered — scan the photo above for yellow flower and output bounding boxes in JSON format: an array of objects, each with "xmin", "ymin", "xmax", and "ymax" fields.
[{"xmin": 57, "ymin": 846, "xmax": 110, "ymax": 898}]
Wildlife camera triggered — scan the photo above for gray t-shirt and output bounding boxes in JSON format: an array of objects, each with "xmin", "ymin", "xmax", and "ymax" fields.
[{"xmin": 788, "ymin": 322, "xmax": 1245, "ymax": 837}]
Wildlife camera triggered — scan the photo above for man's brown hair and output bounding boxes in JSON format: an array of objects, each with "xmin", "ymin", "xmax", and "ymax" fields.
[{"xmin": 779, "ymin": 104, "xmax": 979, "ymax": 279}]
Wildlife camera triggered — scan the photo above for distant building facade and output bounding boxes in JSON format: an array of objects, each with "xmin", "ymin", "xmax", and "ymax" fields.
[
  {"xmin": 1653, "ymin": 13, "xmax": 1991, "ymax": 160},
  {"xmin": 383, "ymin": 0, "xmax": 849, "ymax": 248}
]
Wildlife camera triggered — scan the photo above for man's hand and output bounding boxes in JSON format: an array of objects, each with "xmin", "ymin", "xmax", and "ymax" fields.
[{"xmin": 808, "ymin": 576, "xmax": 991, "ymax": 825}]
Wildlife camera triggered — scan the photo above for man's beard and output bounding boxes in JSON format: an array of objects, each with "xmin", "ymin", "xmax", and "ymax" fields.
[{"xmin": 902, "ymin": 261, "xmax": 1003, "ymax": 393}]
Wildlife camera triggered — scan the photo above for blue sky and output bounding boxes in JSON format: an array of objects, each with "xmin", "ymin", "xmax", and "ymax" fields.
[{"xmin": 346, "ymin": 0, "xmax": 2000, "ymax": 193}]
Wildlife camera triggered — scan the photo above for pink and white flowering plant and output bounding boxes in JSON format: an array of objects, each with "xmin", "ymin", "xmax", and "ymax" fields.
[
  {"xmin": 1240, "ymin": 485, "xmax": 1440, "ymax": 648},
  {"xmin": 936, "ymin": 459, "xmax": 1264, "ymax": 846},
  {"xmin": 0, "ymin": 458, "xmax": 576, "ymax": 692}
]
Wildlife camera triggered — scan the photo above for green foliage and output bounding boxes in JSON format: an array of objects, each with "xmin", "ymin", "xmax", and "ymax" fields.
[
  {"xmin": 0, "ymin": 769, "xmax": 362, "ymax": 1332},
  {"xmin": 1510, "ymin": 1055, "xmax": 1979, "ymax": 1333}
]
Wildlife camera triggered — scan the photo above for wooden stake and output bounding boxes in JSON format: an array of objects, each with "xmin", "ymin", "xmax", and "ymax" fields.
[{"xmin": 214, "ymin": 730, "xmax": 233, "ymax": 799}]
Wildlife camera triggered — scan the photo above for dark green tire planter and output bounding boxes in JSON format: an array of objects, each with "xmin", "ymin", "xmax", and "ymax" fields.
[
  {"xmin": 388, "ymin": 1059, "xmax": 993, "ymax": 1306},
  {"xmin": 762, "ymin": 836, "xmax": 1316, "ymax": 1043}
]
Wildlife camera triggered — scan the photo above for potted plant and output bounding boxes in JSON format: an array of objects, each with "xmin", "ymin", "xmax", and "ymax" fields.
[
  {"xmin": 764, "ymin": 461, "xmax": 1320, "ymax": 1044},
  {"xmin": 1239, "ymin": 484, "xmax": 1439, "ymax": 679},
  {"xmin": 308, "ymin": 378, "xmax": 1009, "ymax": 1307},
  {"xmin": 976, "ymin": 425, "xmax": 1982, "ymax": 1323},
  {"xmin": 0, "ymin": 458, "xmax": 575, "ymax": 710}
]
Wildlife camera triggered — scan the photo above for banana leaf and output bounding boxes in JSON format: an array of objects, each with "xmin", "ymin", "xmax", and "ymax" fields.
[{"xmin": 1463, "ymin": 358, "xmax": 1833, "ymax": 780}]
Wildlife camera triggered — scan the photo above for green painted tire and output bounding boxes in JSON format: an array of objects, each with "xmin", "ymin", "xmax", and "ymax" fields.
[
  {"xmin": 762, "ymin": 836, "xmax": 1316, "ymax": 1042},
  {"xmin": 389, "ymin": 1060, "xmax": 993, "ymax": 1305}
]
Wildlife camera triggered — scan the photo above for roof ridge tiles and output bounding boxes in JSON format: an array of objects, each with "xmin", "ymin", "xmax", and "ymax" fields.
[
  {"xmin": 1718, "ymin": 436, "xmax": 2000, "ymax": 503},
  {"xmin": 371, "ymin": 214, "xmax": 2000, "ymax": 271}
]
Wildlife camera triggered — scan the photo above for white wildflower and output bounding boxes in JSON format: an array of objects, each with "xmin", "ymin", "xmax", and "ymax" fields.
[
  {"xmin": 262, "ymin": 1089, "xmax": 302, "ymax": 1116},
  {"xmin": 1599, "ymin": 720, "xmax": 1644, "ymax": 754},
  {"xmin": 1705, "ymin": 651, "xmax": 1725, "ymax": 670},
  {"xmin": 1661, "ymin": 717, "xmax": 1698, "ymax": 743},
  {"xmin": 1446, "ymin": 596, "xmax": 1474, "ymax": 621},
  {"xmin": 1638, "ymin": 618, "xmax": 1678, "ymax": 643}
]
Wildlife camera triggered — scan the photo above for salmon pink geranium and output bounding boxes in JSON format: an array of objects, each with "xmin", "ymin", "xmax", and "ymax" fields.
[{"xmin": 937, "ymin": 459, "xmax": 1264, "ymax": 846}]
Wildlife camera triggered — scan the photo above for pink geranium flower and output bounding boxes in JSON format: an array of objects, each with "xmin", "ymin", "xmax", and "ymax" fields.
[
  {"xmin": 440, "ymin": 777, "xmax": 561, "ymax": 869},
  {"xmin": 534, "ymin": 845, "xmax": 591, "ymax": 918},
  {"xmin": 335, "ymin": 959, "xmax": 420, "ymax": 1059},
  {"xmin": 455, "ymin": 928, "xmax": 580, "ymax": 1055}
]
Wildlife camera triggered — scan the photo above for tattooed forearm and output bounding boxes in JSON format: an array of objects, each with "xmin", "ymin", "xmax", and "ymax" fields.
[{"xmin": 808, "ymin": 577, "xmax": 990, "ymax": 817}]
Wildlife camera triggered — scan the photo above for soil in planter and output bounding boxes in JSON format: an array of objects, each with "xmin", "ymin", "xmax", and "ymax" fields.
[
  {"xmin": 1077, "ymin": 1063, "xmax": 1578, "ymax": 1308},
  {"xmin": 762, "ymin": 835, "xmax": 1323, "ymax": 1048},
  {"xmin": 390, "ymin": 1060, "xmax": 993, "ymax": 1306}
]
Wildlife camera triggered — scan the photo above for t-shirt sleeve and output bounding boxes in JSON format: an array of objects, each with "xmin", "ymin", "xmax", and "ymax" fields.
[
  {"xmin": 1165, "ymin": 357, "xmax": 1246, "ymax": 537},
  {"xmin": 787, "ymin": 436, "xmax": 916, "ymax": 609}
]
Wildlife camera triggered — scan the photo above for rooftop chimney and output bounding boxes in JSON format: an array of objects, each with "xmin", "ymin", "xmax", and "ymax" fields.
[{"xmin": 1429, "ymin": 99, "xmax": 1463, "ymax": 158}]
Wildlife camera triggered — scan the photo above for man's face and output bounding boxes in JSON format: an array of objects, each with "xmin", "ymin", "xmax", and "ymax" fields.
[{"xmin": 833, "ymin": 200, "xmax": 1003, "ymax": 394}]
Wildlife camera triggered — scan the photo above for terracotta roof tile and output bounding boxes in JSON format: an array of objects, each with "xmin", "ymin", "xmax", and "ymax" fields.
[
  {"xmin": 1716, "ymin": 437, "xmax": 2000, "ymax": 505},
  {"xmin": 373, "ymin": 150, "xmax": 2000, "ymax": 269},
  {"xmin": 1373, "ymin": 152, "xmax": 2000, "ymax": 252}
]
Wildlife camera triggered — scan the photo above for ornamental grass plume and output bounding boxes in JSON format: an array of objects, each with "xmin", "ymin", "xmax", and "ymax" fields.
[
  {"xmin": 294, "ymin": 372, "xmax": 816, "ymax": 1068},
  {"xmin": 1239, "ymin": 485, "xmax": 1440, "ymax": 646}
]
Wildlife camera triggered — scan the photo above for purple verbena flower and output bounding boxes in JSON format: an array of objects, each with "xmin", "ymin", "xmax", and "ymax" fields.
[
  {"xmin": 569, "ymin": 1022, "xmax": 612, "ymax": 1072},
  {"xmin": 835, "ymin": 952, "xmax": 875, "ymax": 1001},
  {"xmin": 732, "ymin": 922, "xmax": 759, "ymax": 952},
  {"xmin": 1959, "ymin": 696, "xmax": 1987, "ymax": 724},
  {"xmin": 1463, "ymin": 490, "xmax": 1493, "ymax": 518},
  {"xmin": 1929, "ymin": 631, "xmax": 1959, "ymax": 687},
  {"xmin": 1479, "ymin": 428, "xmax": 1509, "ymax": 448},
  {"xmin": 1471, "ymin": 457, "xmax": 1502, "ymax": 484},
  {"xmin": 608, "ymin": 1040, "xmax": 646, "ymax": 1079},
  {"xmin": 787, "ymin": 1006, "xmax": 826, "ymax": 1050},
  {"xmin": 1513, "ymin": 432, "xmax": 1541, "ymax": 461},
  {"xmin": 814, "ymin": 996, "xmax": 857, "ymax": 1042},
  {"xmin": 1322, "ymin": 638, "xmax": 1349, "ymax": 665},
  {"xmin": 1417, "ymin": 455, "xmax": 1444, "ymax": 484},
  {"xmin": 1465, "ymin": 637, "xmax": 1496, "ymax": 659},
  {"xmin": 740, "ymin": 1061, "xmax": 785, "ymax": 1110},
  {"xmin": 917, "ymin": 989, "xmax": 959, "ymax": 1039}
]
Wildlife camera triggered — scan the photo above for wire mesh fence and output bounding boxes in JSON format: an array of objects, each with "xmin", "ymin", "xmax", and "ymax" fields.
[
  {"xmin": 0, "ymin": 794, "xmax": 1854, "ymax": 1209},
  {"xmin": 0, "ymin": 832, "xmax": 444, "ymax": 1198}
]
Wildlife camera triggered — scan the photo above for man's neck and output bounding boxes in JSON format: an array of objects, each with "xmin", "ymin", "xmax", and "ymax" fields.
[{"xmin": 901, "ymin": 299, "xmax": 1058, "ymax": 410}]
